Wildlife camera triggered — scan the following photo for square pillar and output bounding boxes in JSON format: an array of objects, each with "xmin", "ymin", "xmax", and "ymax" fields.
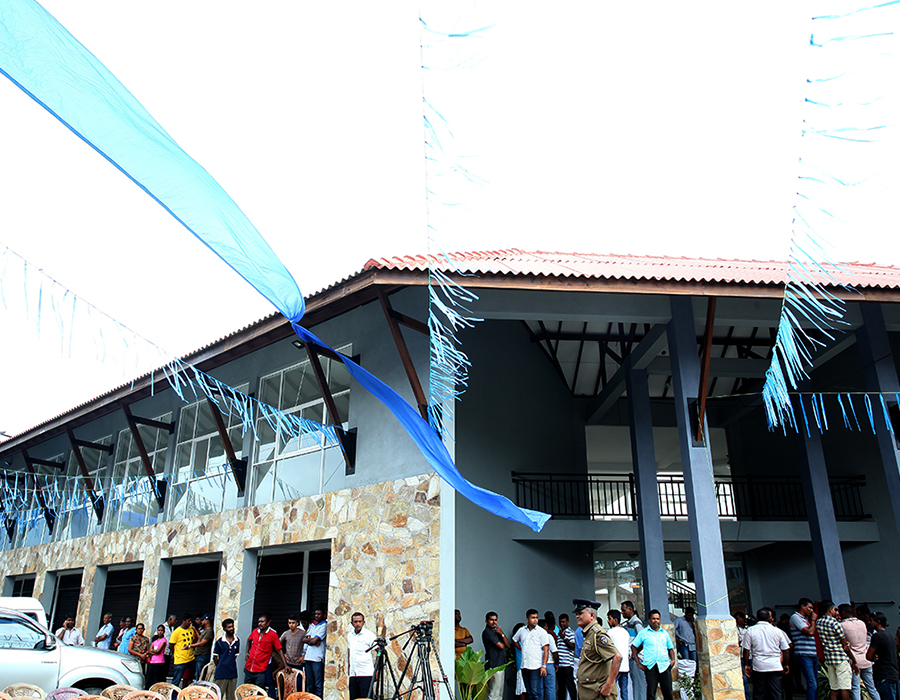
[
  {"xmin": 668, "ymin": 297, "xmax": 741, "ymax": 700},
  {"xmin": 626, "ymin": 367, "xmax": 668, "ymax": 613},
  {"xmin": 857, "ymin": 303, "xmax": 900, "ymax": 542},
  {"xmin": 796, "ymin": 428, "xmax": 850, "ymax": 603}
]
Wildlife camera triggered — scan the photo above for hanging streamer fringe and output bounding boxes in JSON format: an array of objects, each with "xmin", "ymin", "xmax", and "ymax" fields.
[{"xmin": 762, "ymin": 0, "xmax": 895, "ymax": 431}]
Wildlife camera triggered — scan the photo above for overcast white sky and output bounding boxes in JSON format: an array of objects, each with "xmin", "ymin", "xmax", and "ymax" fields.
[{"xmin": 1, "ymin": 0, "xmax": 898, "ymax": 438}]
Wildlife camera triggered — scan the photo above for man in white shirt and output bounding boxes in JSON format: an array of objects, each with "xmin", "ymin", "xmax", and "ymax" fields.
[
  {"xmin": 513, "ymin": 609, "xmax": 551, "ymax": 700},
  {"xmin": 742, "ymin": 608, "xmax": 791, "ymax": 700},
  {"xmin": 303, "ymin": 608, "xmax": 328, "ymax": 698},
  {"xmin": 607, "ymin": 610, "xmax": 632, "ymax": 700},
  {"xmin": 94, "ymin": 612, "xmax": 114, "ymax": 649},
  {"xmin": 56, "ymin": 615, "xmax": 85, "ymax": 646},
  {"xmin": 347, "ymin": 612, "xmax": 377, "ymax": 700}
]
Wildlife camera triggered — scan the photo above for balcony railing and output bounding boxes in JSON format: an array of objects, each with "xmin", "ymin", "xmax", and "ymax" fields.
[{"xmin": 511, "ymin": 472, "xmax": 869, "ymax": 521}]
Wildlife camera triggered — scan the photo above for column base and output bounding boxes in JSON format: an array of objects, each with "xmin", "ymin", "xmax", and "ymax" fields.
[{"xmin": 695, "ymin": 618, "xmax": 743, "ymax": 700}]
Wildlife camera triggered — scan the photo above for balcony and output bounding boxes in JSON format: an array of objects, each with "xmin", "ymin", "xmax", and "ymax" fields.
[{"xmin": 511, "ymin": 472, "xmax": 869, "ymax": 521}]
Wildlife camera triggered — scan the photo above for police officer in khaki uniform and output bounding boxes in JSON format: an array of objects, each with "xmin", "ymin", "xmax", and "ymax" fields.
[{"xmin": 574, "ymin": 599, "xmax": 622, "ymax": 700}]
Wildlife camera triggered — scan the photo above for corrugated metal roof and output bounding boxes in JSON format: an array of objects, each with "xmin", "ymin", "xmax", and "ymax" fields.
[{"xmin": 364, "ymin": 249, "xmax": 900, "ymax": 288}]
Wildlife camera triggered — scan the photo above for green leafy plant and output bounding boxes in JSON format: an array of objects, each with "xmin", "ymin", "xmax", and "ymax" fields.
[
  {"xmin": 676, "ymin": 665, "xmax": 703, "ymax": 700},
  {"xmin": 455, "ymin": 647, "xmax": 509, "ymax": 700}
]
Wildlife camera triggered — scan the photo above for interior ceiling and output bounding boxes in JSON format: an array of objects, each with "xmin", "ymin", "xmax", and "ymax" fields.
[{"xmin": 523, "ymin": 319, "xmax": 777, "ymax": 400}]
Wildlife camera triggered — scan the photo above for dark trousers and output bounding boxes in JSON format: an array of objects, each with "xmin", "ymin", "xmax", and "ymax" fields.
[
  {"xmin": 645, "ymin": 664, "xmax": 673, "ymax": 700},
  {"xmin": 244, "ymin": 670, "xmax": 269, "ymax": 696},
  {"xmin": 557, "ymin": 666, "xmax": 576, "ymax": 700},
  {"xmin": 522, "ymin": 668, "xmax": 545, "ymax": 700},
  {"xmin": 752, "ymin": 670, "xmax": 784, "ymax": 700},
  {"xmin": 305, "ymin": 660, "xmax": 325, "ymax": 698},
  {"xmin": 349, "ymin": 676, "xmax": 373, "ymax": 700}
]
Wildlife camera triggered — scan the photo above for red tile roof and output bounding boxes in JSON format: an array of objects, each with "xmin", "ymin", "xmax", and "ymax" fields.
[{"xmin": 364, "ymin": 249, "xmax": 900, "ymax": 289}]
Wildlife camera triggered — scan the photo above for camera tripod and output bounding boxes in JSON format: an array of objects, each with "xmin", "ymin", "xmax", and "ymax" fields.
[{"xmin": 366, "ymin": 621, "xmax": 453, "ymax": 700}]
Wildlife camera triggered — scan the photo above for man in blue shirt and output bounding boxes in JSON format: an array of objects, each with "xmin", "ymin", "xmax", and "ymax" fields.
[
  {"xmin": 631, "ymin": 610, "xmax": 675, "ymax": 700},
  {"xmin": 213, "ymin": 618, "xmax": 240, "ymax": 700}
]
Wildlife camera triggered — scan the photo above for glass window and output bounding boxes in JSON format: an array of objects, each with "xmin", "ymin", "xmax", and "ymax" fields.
[
  {"xmin": 106, "ymin": 415, "xmax": 170, "ymax": 533},
  {"xmin": 54, "ymin": 441, "xmax": 111, "ymax": 543},
  {"xmin": 251, "ymin": 346, "xmax": 351, "ymax": 506},
  {"xmin": 168, "ymin": 388, "xmax": 248, "ymax": 519}
]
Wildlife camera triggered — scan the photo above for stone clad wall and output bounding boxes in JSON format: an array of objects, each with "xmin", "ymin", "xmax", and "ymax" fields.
[
  {"xmin": 695, "ymin": 618, "xmax": 742, "ymax": 700},
  {"xmin": 0, "ymin": 473, "xmax": 442, "ymax": 700}
]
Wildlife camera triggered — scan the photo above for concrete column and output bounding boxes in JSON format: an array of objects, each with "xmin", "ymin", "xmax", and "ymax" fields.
[
  {"xmin": 796, "ymin": 429, "xmax": 850, "ymax": 602},
  {"xmin": 84, "ymin": 565, "xmax": 105, "ymax": 644},
  {"xmin": 668, "ymin": 297, "xmax": 742, "ymax": 700},
  {"xmin": 1, "ymin": 577, "xmax": 13, "ymax": 596},
  {"xmin": 40, "ymin": 570, "xmax": 58, "ymax": 619},
  {"xmin": 625, "ymin": 367, "xmax": 668, "ymax": 613},
  {"xmin": 857, "ymin": 303, "xmax": 900, "ymax": 541},
  {"xmin": 237, "ymin": 549, "xmax": 259, "ymax": 668},
  {"xmin": 667, "ymin": 298, "xmax": 730, "ymax": 619},
  {"xmin": 152, "ymin": 559, "xmax": 173, "ymax": 628}
]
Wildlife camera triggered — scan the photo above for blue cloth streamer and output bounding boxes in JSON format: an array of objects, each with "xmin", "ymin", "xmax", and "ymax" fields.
[
  {"xmin": 0, "ymin": 0, "xmax": 304, "ymax": 323},
  {"xmin": 0, "ymin": 0, "xmax": 550, "ymax": 532},
  {"xmin": 293, "ymin": 325, "xmax": 550, "ymax": 532}
]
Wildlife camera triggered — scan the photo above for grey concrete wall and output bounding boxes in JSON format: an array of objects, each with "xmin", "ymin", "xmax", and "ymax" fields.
[{"xmin": 455, "ymin": 320, "xmax": 593, "ymax": 636}]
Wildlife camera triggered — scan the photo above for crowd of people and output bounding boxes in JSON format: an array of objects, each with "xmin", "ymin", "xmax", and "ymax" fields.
[
  {"xmin": 736, "ymin": 599, "xmax": 899, "ymax": 700},
  {"xmin": 51, "ymin": 597, "xmax": 900, "ymax": 700},
  {"xmin": 56, "ymin": 608, "xmax": 330, "ymax": 700},
  {"xmin": 456, "ymin": 600, "xmax": 678, "ymax": 700}
]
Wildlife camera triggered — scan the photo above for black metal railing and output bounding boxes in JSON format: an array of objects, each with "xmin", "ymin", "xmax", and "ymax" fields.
[{"xmin": 511, "ymin": 472, "xmax": 869, "ymax": 521}]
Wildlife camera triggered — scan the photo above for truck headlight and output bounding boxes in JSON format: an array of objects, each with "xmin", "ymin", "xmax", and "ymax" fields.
[{"xmin": 122, "ymin": 658, "xmax": 142, "ymax": 674}]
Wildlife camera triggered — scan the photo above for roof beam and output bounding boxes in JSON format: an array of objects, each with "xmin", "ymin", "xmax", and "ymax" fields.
[
  {"xmin": 122, "ymin": 405, "xmax": 170, "ymax": 510},
  {"xmin": 696, "ymin": 297, "xmax": 717, "ymax": 442},
  {"xmin": 378, "ymin": 291, "xmax": 429, "ymax": 421},
  {"xmin": 301, "ymin": 341, "xmax": 357, "ymax": 475},
  {"xmin": 585, "ymin": 324, "xmax": 668, "ymax": 424},
  {"xmin": 66, "ymin": 429, "xmax": 107, "ymax": 523},
  {"xmin": 21, "ymin": 449, "xmax": 57, "ymax": 532}
]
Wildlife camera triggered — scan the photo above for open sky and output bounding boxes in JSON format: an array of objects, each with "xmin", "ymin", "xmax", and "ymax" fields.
[{"xmin": 1, "ymin": 0, "xmax": 898, "ymax": 438}]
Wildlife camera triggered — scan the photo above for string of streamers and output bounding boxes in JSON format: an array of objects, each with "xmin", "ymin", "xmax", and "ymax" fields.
[
  {"xmin": 0, "ymin": 243, "xmax": 340, "ymax": 453},
  {"xmin": 419, "ymin": 4, "xmax": 490, "ymax": 438},
  {"xmin": 762, "ymin": 0, "xmax": 899, "ymax": 430},
  {"xmin": 0, "ymin": 0, "xmax": 550, "ymax": 531}
]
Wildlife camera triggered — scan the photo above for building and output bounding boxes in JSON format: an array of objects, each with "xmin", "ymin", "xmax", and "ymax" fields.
[{"xmin": 2, "ymin": 249, "xmax": 900, "ymax": 699}]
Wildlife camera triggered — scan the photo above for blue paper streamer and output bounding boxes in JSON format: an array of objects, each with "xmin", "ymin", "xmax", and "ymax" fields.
[{"xmin": 0, "ymin": 0, "xmax": 549, "ymax": 532}]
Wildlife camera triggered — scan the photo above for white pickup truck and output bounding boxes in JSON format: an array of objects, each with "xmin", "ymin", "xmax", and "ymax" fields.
[{"xmin": 0, "ymin": 607, "xmax": 144, "ymax": 693}]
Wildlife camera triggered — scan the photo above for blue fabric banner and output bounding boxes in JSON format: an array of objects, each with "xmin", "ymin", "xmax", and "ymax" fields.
[
  {"xmin": 0, "ymin": 0, "xmax": 305, "ymax": 323},
  {"xmin": 0, "ymin": 0, "xmax": 551, "ymax": 531}
]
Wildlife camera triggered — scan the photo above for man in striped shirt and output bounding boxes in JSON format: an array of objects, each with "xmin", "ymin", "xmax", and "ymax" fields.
[
  {"xmin": 818, "ymin": 601, "xmax": 860, "ymax": 700},
  {"xmin": 790, "ymin": 598, "xmax": 820, "ymax": 700},
  {"xmin": 557, "ymin": 613, "xmax": 577, "ymax": 700}
]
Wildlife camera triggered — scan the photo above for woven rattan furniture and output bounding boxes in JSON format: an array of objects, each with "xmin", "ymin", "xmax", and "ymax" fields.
[
  {"xmin": 99, "ymin": 686, "xmax": 136, "ymax": 700},
  {"xmin": 3, "ymin": 685, "xmax": 46, "ymax": 700},
  {"xmin": 233, "ymin": 686, "xmax": 267, "ymax": 700}
]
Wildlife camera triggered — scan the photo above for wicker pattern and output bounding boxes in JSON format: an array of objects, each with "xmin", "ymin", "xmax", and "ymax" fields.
[
  {"xmin": 121, "ymin": 693, "xmax": 165, "ymax": 700},
  {"xmin": 47, "ymin": 689, "xmax": 86, "ymax": 700},
  {"xmin": 146, "ymin": 685, "xmax": 178, "ymax": 700},
  {"xmin": 100, "ymin": 686, "xmax": 137, "ymax": 700},
  {"xmin": 191, "ymin": 684, "xmax": 218, "ymax": 700},
  {"xmin": 3, "ymin": 685, "xmax": 46, "ymax": 699},
  {"xmin": 284, "ymin": 693, "xmax": 320, "ymax": 700},
  {"xmin": 275, "ymin": 669, "xmax": 302, "ymax": 700},
  {"xmin": 176, "ymin": 687, "xmax": 217, "ymax": 700},
  {"xmin": 233, "ymin": 686, "xmax": 266, "ymax": 700}
]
